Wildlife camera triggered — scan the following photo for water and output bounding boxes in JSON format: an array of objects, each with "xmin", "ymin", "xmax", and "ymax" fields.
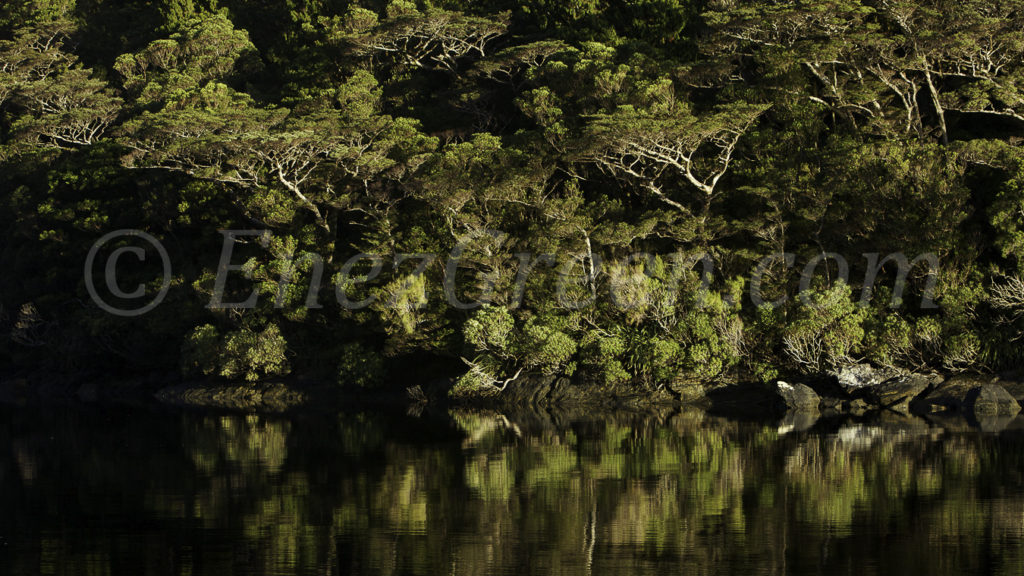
[{"xmin": 1, "ymin": 403, "xmax": 1023, "ymax": 576}]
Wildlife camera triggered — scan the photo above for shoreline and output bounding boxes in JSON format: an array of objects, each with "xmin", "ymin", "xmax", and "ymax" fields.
[{"xmin": 2, "ymin": 367, "xmax": 1023, "ymax": 431}]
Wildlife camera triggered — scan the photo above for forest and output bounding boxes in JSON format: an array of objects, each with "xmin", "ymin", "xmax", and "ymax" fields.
[{"xmin": 3, "ymin": 0, "xmax": 1024, "ymax": 398}]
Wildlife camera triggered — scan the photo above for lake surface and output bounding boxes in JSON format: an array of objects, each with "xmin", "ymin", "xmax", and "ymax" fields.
[{"xmin": 1, "ymin": 402, "xmax": 1023, "ymax": 576}]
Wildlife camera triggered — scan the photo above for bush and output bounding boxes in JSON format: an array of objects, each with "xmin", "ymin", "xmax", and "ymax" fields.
[
  {"xmin": 579, "ymin": 331, "xmax": 631, "ymax": 387},
  {"xmin": 182, "ymin": 324, "xmax": 290, "ymax": 382},
  {"xmin": 783, "ymin": 283, "xmax": 866, "ymax": 373},
  {"xmin": 337, "ymin": 343, "xmax": 387, "ymax": 389},
  {"xmin": 457, "ymin": 306, "xmax": 577, "ymax": 393},
  {"xmin": 449, "ymin": 367, "xmax": 503, "ymax": 400},
  {"xmin": 182, "ymin": 323, "xmax": 221, "ymax": 376}
]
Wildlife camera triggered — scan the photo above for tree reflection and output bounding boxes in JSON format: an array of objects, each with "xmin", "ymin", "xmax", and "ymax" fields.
[{"xmin": 0, "ymin": 405, "xmax": 1023, "ymax": 575}]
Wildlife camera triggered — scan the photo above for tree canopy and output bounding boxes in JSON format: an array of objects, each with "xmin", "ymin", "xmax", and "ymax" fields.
[{"xmin": 3, "ymin": 0, "xmax": 1024, "ymax": 393}]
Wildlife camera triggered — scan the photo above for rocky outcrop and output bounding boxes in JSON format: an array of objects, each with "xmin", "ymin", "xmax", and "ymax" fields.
[
  {"xmin": 964, "ymin": 385, "xmax": 1021, "ymax": 418},
  {"xmin": 993, "ymin": 375, "xmax": 1024, "ymax": 405},
  {"xmin": 669, "ymin": 380, "xmax": 708, "ymax": 403},
  {"xmin": 820, "ymin": 397, "xmax": 870, "ymax": 415},
  {"xmin": 815, "ymin": 366, "xmax": 935, "ymax": 415},
  {"xmin": 776, "ymin": 381, "xmax": 820, "ymax": 411},
  {"xmin": 917, "ymin": 374, "xmax": 996, "ymax": 412},
  {"xmin": 863, "ymin": 374, "xmax": 933, "ymax": 414},
  {"xmin": 831, "ymin": 364, "xmax": 902, "ymax": 392}
]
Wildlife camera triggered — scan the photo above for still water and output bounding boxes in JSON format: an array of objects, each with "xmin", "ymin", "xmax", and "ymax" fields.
[{"xmin": 0, "ymin": 402, "xmax": 1022, "ymax": 576}]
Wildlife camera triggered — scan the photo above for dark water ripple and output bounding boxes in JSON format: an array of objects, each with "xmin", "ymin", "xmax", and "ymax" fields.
[{"xmin": 1, "ymin": 403, "xmax": 1022, "ymax": 576}]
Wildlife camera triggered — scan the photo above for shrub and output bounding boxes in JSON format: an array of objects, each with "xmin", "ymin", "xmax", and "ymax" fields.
[
  {"xmin": 579, "ymin": 331, "xmax": 631, "ymax": 387},
  {"xmin": 336, "ymin": 343, "xmax": 387, "ymax": 389},
  {"xmin": 219, "ymin": 325, "xmax": 290, "ymax": 381},
  {"xmin": 455, "ymin": 306, "xmax": 577, "ymax": 394},
  {"xmin": 182, "ymin": 324, "xmax": 290, "ymax": 382},
  {"xmin": 182, "ymin": 323, "xmax": 221, "ymax": 376},
  {"xmin": 783, "ymin": 282, "xmax": 866, "ymax": 373}
]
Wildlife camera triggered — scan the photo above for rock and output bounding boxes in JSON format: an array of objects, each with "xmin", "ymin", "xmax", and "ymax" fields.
[
  {"xmin": 918, "ymin": 374, "xmax": 997, "ymax": 412},
  {"xmin": 669, "ymin": 380, "xmax": 707, "ymax": 403},
  {"xmin": 842, "ymin": 398, "xmax": 870, "ymax": 414},
  {"xmin": 776, "ymin": 381, "xmax": 820, "ymax": 411},
  {"xmin": 500, "ymin": 375, "xmax": 556, "ymax": 405},
  {"xmin": 964, "ymin": 385, "xmax": 1021, "ymax": 418},
  {"xmin": 545, "ymin": 376, "xmax": 593, "ymax": 406},
  {"xmin": 864, "ymin": 374, "xmax": 932, "ymax": 414},
  {"xmin": 704, "ymin": 384, "xmax": 776, "ymax": 416},
  {"xmin": 996, "ymin": 376, "xmax": 1024, "ymax": 404},
  {"xmin": 819, "ymin": 396, "xmax": 867, "ymax": 416},
  {"xmin": 832, "ymin": 364, "xmax": 901, "ymax": 392},
  {"xmin": 819, "ymin": 397, "xmax": 844, "ymax": 410}
]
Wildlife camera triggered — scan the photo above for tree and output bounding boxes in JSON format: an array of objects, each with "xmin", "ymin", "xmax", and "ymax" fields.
[
  {"xmin": 113, "ymin": 13, "xmax": 263, "ymax": 108},
  {"xmin": 120, "ymin": 78, "xmax": 433, "ymax": 232},
  {"xmin": 324, "ymin": 2, "xmax": 510, "ymax": 74},
  {"xmin": 706, "ymin": 0, "xmax": 1024, "ymax": 142},
  {"xmin": 0, "ymin": 11, "xmax": 121, "ymax": 152},
  {"xmin": 11, "ymin": 67, "xmax": 121, "ymax": 149},
  {"xmin": 474, "ymin": 40, "xmax": 568, "ymax": 92},
  {"xmin": 582, "ymin": 102, "xmax": 768, "ymax": 242}
]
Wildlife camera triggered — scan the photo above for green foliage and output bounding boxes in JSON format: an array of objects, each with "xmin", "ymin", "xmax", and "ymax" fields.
[
  {"xmin": 5, "ymin": 0, "xmax": 1024, "ymax": 389},
  {"xmin": 0, "ymin": 10, "xmax": 122, "ymax": 153},
  {"xmin": 464, "ymin": 304, "xmax": 515, "ymax": 352},
  {"xmin": 783, "ymin": 283, "xmax": 867, "ymax": 374},
  {"xmin": 988, "ymin": 146, "xmax": 1024, "ymax": 272},
  {"xmin": 114, "ymin": 13, "xmax": 263, "ymax": 106},
  {"xmin": 184, "ymin": 324, "xmax": 290, "ymax": 381},
  {"xmin": 622, "ymin": 330, "xmax": 683, "ymax": 386},
  {"xmin": 336, "ymin": 342, "xmax": 386, "ymax": 388},
  {"xmin": 744, "ymin": 305, "xmax": 784, "ymax": 383},
  {"xmin": 579, "ymin": 331, "xmax": 631, "ymax": 387},
  {"xmin": 521, "ymin": 318, "xmax": 577, "ymax": 375},
  {"xmin": 449, "ymin": 367, "xmax": 502, "ymax": 400},
  {"xmin": 457, "ymin": 306, "xmax": 577, "ymax": 394},
  {"xmin": 374, "ymin": 273, "xmax": 429, "ymax": 334},
  {"xmin": 182, "ymin": 323, "xmax": 221, "ymax": 375},
  {"xmin": 157, "ymin": 0, "xmax": 220, "ymax": 31},
  {"xmin": 931, "ymin": 273, "xmax": 988, "ymax": 371}
]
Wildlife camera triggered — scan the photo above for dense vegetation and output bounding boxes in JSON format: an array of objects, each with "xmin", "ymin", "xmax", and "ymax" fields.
[{"xmin": 3, "ymin": 0, "xmax": 1024, "ymax": 395}]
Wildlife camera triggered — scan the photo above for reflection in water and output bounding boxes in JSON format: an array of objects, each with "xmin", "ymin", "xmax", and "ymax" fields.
[{"xmin": 0, "ymin": 404, "xmax": 1023, "ymax": 575}]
